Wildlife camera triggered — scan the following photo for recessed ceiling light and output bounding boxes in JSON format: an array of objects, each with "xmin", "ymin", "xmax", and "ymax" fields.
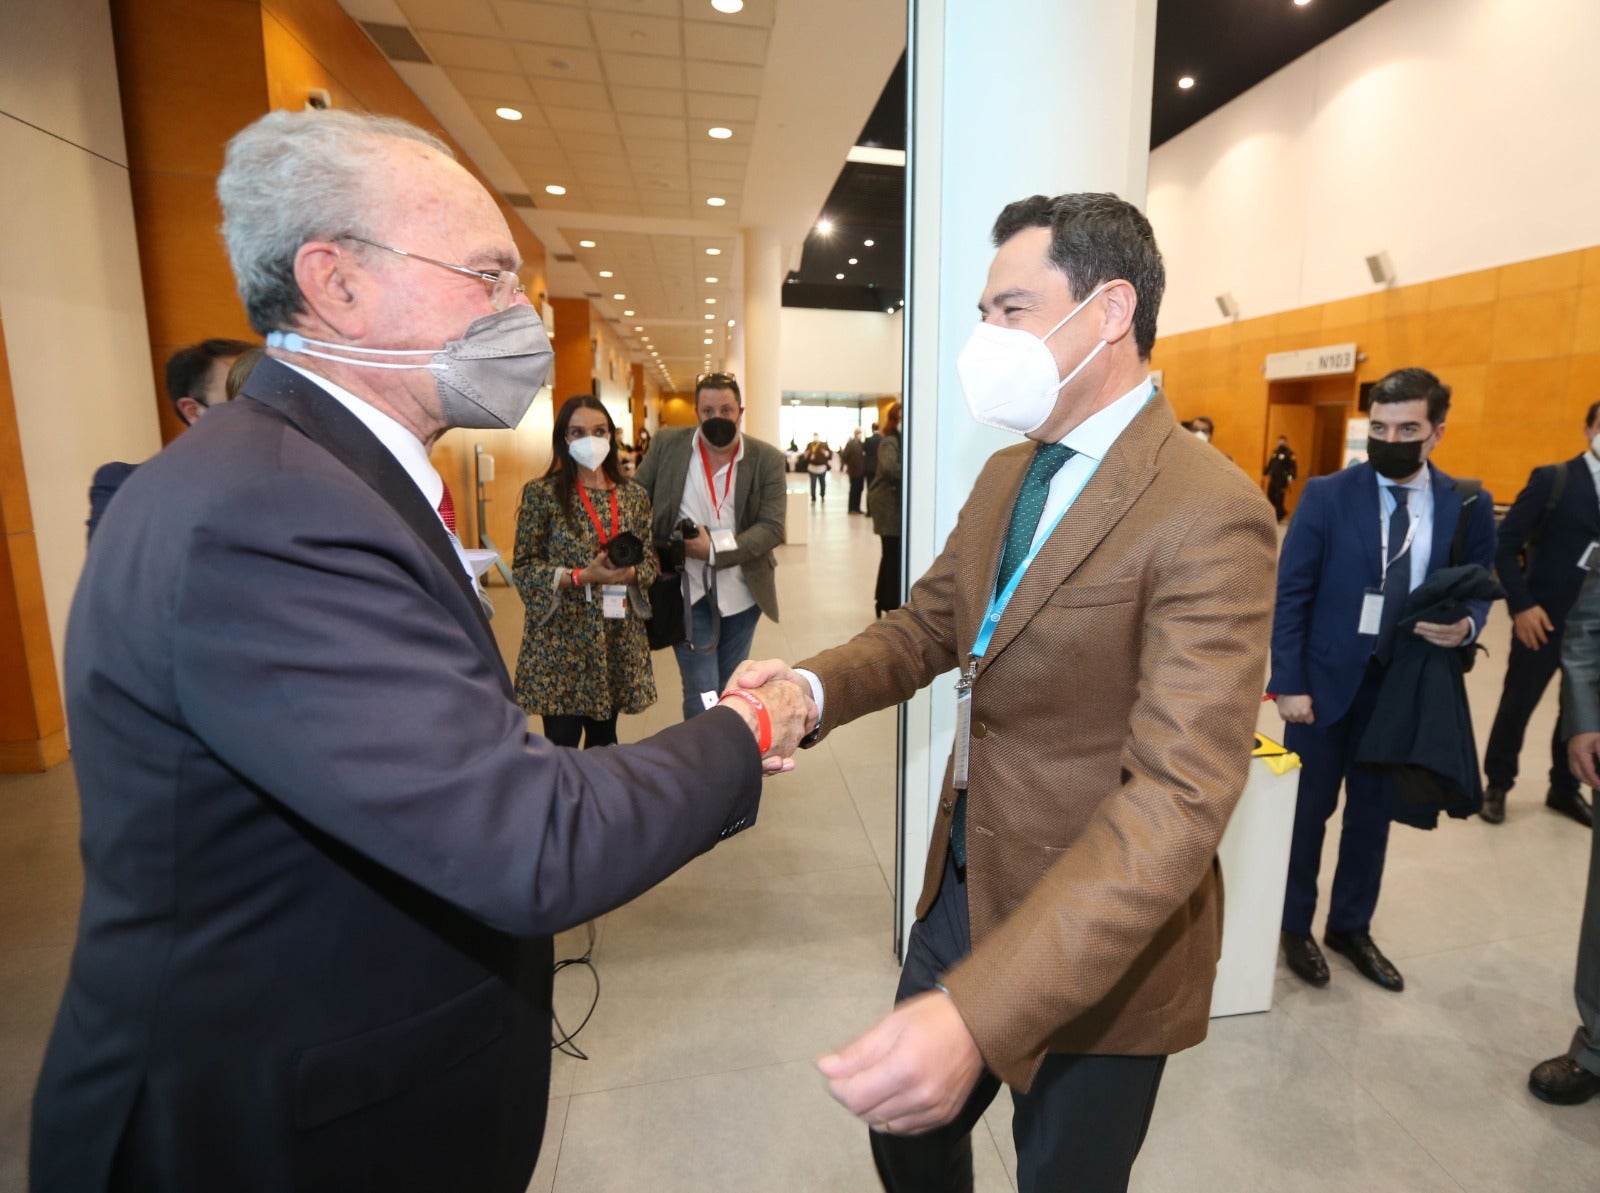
[
  {"xmin": 545, "ymin": 184, "xmax": 567, "ymax": 195},
  {"xmin": 1178, "ymin": 76, "xmax": 1195, "ymax": 90},
  {"xmin": 727, "ymin": 319, "xmax": 735, "ymax": 327},
  {"xmin": 613, "ymin": 293, "xmax": 626, "ymax": 300},
  {"xmin": 835, "ymin": 273, "xmax": 845, "ymax": 280},
  {"xmin": 1294, "ymin": 0, "xmax": 1312, "ymax": 6},
  {"xmin": 706, "ymin": 248, "xmax": 721, "ymax": 256},
  {"xmin": 706, "ymin": 196, "xmax": 726, "ymax": 207},
  {"xmin": 705, "ymin": 298, "xmax": 716, "ymax": 304},
  {"xmin": 704, "ymin": 338, "xmax": 713, "ymax": 345},
  {"xmin": 711, "ymin": 0, "xmax": 745, "ymax": 12},
  {"xmin": 708, "ymin": 127, "xmax": 732, "ymax": 140},
  {"xmin": 864, "ymin": 238, "xmax": 875, "ymax": 247},
  {"xmin": 579, "ymin": 239, "xmax": 596, "ymax": 248},
  {"xmin": 705, "ymin": 276, "xmax": 719, "ymax": 283},
  {"xmin": 623, "ymin": 309, "xmax": 635, "ymax": 316},
  {"xmin": 816, "ymin": 218, "xmax": 834, "ymax": 235},
  {"xmin": 495, "ymin": 107, "xmax": 523, "ymax": 121},
  {"xmin": 848, "ymin": 258, "xmax": 858, "ymax": 265},
  {"xmin": 598, "ymin": 270, "xmax": 614, "ymax": 278},
  {"xmin": 634, "ymin": 325, "xmax": 644, "ymax": 331},
  {"xmin": 704, "ymin": 314, "xmax": 715, "ymax": 320}
]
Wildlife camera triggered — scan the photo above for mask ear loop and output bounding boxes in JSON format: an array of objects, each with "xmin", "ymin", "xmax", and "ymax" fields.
[
  {"xmin": 1039, "ymin": 281, "xmax": 1112, "ymax": 344},
  {"xmin": 266, "ymin": 330, "xmax": 441, "ymax": 371}
]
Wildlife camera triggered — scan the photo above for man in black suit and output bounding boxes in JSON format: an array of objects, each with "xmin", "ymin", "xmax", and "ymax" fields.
[
  {"xmin": 31, "ymin": 109, "xmax": 810, "ymax": 1193},
  {"xmin": 1481, "ymin": 402, "xmax": 1600, "ymax": 827},
  {"xmin": 86, "ymin": 337, "xmax": 255, "ymax": 540},
  {"xmin": 863, "ymin": 421, "xmax": 882, "ymax": 485}
]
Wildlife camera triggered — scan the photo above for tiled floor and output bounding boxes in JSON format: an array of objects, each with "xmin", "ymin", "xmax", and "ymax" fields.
[{"xmin": 3, "ymin": 479, "xmax": 1598, "ymax": 1191}]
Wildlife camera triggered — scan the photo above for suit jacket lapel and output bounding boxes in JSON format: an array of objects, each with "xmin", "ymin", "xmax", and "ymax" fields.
[
  {"xmin": 1429, "ymin": 468, "xmax": 1462, "ymax": 574},
  {"xmin": 955, "ymin": 447, "xmax": 1028, "ymax": 656},
  {"xmin": 1570, "ymin": 453, "xmax": 1600, "ymax": 534},
  {"xmin": 1354, "ymin": 466, "xmax": 1383, "ymax": 588},
  {"xmin": 733, "ymin": 436, "xmax": 756, "ymax": 525},
  {"xmin": 971, "ymin": 395, "xmax": 1167, "ymax": 672},
  {"xmin": 240, "ymin": 359, "xmax": 506, "ymax": 682}
]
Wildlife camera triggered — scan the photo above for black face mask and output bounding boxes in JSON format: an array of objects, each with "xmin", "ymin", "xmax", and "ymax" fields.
[
  {"xmin": 701, "ymin": 416, "xmax": 738, "ymax": 448},
  {"xmin": 1366, "ymin": 436, "xmax": 1426, "ymax": 480}
]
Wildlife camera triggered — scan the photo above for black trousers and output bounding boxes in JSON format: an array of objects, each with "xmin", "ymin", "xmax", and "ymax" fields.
[
  {"xmin": 875, "ymin": 536, "xmax": 901, "ymax": 615},
  {"xmin": 1267, "ymin": 481, "xmax": 1288, "ymax": 520},
  {"xmin": 1484, "ymin": 624, "xmax": 1578, "ymax": 795},
  {"xmin": 871, "ymin": 855, "xmax": 1166, "ymax": 1193},
  {"xmin": 809, "ymin": 471, "xmax": 828, "ymax": 500},
  {"xmin": 849, "ymin": 475, "xmax": 866, "ymax": 513},
  {"xmin": 542, "ymin": 714, "xmax": 618, "ymax": 749}
]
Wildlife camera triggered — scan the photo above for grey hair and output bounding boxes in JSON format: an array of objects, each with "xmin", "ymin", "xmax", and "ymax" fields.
[{"xmin": 217, "ymin": 110, "xmax": 453, "ymax": 334}]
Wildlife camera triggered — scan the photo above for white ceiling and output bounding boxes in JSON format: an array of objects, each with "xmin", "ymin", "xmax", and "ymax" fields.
[{"xmin": 337, "ymin": 0, "xmax": 903, "ymax": 388}]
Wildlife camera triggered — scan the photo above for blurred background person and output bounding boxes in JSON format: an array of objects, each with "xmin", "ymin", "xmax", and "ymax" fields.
[
  {"xmin": 513, "ymin": 394, "xmax": 657, "ymax": 749},
  {"xmin": 224, "ymin": 345, "xmax": 264, "ymax": 401},
  {"xmin": 805, "ymin": 431, "xmax": 833, "ymax": 503},
  {"xmin": 842, "ymin": 427, "xmax": 866, "ymax": 514},
  {"xmin": 869, "ymin": 400, "xmax": 903, "ymax": 618},
  {"xmin": 1264, "ymin": 433, "xmax": 1298, "ymax": 522}
]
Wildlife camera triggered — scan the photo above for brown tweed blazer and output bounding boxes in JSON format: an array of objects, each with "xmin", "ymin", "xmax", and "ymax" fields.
[{"xmin": 799, "ymin": 394, "xmax": 1276, "ymax": 1091}]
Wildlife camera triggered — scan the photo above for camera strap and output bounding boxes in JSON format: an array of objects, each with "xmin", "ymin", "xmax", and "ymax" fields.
[{"xmin": 681, "ymin": 558, "xmax": 720, "ymax": 653}]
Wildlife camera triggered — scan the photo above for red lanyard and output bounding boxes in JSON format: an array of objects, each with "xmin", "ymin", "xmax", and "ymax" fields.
[
  {"xmin": 699, "ymin": 441, "xmax": 736, "ymax": 519},
  {"xmin": 577, "ymin": 484, "xmax": 619, "ymax": 546}
]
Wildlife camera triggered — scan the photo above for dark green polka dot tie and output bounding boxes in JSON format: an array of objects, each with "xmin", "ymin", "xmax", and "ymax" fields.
[{"xmin": 952, "ymin": 440, "xmax": 1077, "ymax": 870}]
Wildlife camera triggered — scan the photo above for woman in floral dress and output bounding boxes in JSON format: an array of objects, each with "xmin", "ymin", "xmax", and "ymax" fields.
[{"xmin": 513, "ymin": 395, "xmax": 657, "ymax": 747}]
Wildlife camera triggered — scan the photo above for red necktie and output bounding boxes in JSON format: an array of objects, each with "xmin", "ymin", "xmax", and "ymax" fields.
[{"xmin": 437, "ymin": 480, "xmax": 457, "ymax": 536}]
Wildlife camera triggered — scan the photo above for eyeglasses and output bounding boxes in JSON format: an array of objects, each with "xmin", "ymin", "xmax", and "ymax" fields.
[{"xmin": 344, "ymin": 237, "xmax": 526, "ymax": 311}]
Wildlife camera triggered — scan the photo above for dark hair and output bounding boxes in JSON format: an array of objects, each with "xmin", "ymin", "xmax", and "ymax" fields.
[
  {"xmin": 1188, "ymin": 415, "xmax": 1215, "ymax": 435},
  {"xmin": 990, "ymin": 193, "xmax": 1165, "ymax": 359},
  {"xmin": 1369, "ymin": 367, "xmax": 1451, "ymax": 426},
  {"xmin": 1586, "ymin": 401, "xmax": 1600, "ymax": 428},
  {"xmin": 546, "ymin": 394, "xmax": 621, "ymax": 516},
  {"xmin": 166, "ymin": 338, "xmax": 257, "ymax": 413},
  {"xmin": 695, "ymin": 372, "xmax": 742, "ymax": 407},
  {"xmin": 883, "ymin": 400, "xmax": 903, "ymax": 436}
]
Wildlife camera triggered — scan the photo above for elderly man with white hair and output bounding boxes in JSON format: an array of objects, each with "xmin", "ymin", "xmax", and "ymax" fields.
[{"xmin": 30, "ymin": 109, "xmax": 811, "ymax": 1193}]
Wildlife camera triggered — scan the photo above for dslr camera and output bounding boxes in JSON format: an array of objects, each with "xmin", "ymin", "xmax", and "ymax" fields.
[{"xmin": 655, "ymin": 517, "xmax": 700, "ymax": 574}]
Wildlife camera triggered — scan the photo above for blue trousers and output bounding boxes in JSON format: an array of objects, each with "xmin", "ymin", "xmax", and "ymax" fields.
[
  {"xmin": 1282, "ymin": 664, "xmax": 1393, "ymax": 936},
  {"xmin": 672, "ymin": 598, "xmax": 762, "ymax": 721}
]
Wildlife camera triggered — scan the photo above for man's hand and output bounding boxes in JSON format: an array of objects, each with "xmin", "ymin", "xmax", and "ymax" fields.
[
  {"xmin": 1513, "ymin": 605, "xmax": 1554, "ymax": 650},
  {"xmin": 1413, "ymin": 616, "xmax": 1472, "ymax": 649},
  {"xmin": 1276, "ymin": 694, "xmax": 1314, "ymax": 725},
  {"xmin": 718, "ymin": 675, "xmax": 812, "ymax": 775},
  {"xmin": 683, "ymin": 524, "xmax": 712, "ymax": 561},
  {"xmin": 1569, "ymin": 732, "xmax": 1600, "ymax": 788},
  {"xmin": 816, "ymin": 991, "xmax": 985, "ymax": 1136}
]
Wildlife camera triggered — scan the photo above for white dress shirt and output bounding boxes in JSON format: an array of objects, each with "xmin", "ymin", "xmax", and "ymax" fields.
[
  {"xmin": 280, "ymin": 362, "xmax": 477, "ymax": 585},
  {"xmin": 1378, "ymin": 463, "xmax": 1434, "ymax": 595},
  {"xmin": 677, "ymin": 428, "xmax": 757, "ymax": 616}
]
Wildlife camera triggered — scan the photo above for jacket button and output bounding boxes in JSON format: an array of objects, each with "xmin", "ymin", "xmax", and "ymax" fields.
[
  {"xmin": 940, "ymin": 799, "xmax": 954, "ymax": 813},
  {"xmin": 972, "ymin": 721, "xmax": 988, "ymax": 739}
]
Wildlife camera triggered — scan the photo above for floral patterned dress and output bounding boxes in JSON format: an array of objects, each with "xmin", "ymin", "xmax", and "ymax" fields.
[{"xmin": 512, "ymin": 477, "xmax": 658, "ymax": 719}]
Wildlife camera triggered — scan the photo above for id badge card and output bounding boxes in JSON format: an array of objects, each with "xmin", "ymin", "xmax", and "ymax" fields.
[
  {"xmin": 1359, "ymin": 588, "xmax": 1384, "ymax": 636},
  {"xmin": 710, "ymin": 528, "xmax": 739, "ymax": 554},
  {"xmin": 953, "ymin": 685, "xmax": 972, "ymax": 789},
  {"xmin": 1579, "ymin": 540, "xmax": 1600, "ymax": 571},
  {"xmin": 601, "ymin": 584, "xmax": 628, "ymax": 619}
]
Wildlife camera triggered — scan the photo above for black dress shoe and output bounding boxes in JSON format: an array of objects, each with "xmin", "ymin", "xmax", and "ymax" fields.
[
  {"xmin": 1480, "ymin": 785, "xmax": 1507, "ymax": 824},
  {"xmin": 1529, "ymin": 1055, "xmax": 1600, "ymax": 1105},
  {"xmin": 1546, "ymin": 787, "xmax": 1594, "ymax": 828},
  {"xmin": 1281, "ymin": 932, "xmax": 1329, "ymax": 987},
  {"xmin": 1324, "ymin": 930, "xmax": 1404, "ymax": 992}
]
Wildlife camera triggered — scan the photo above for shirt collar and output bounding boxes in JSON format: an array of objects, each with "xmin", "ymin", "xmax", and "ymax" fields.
[
  {"xmin": 1382, "ymin": 462, "xmax": 1432, "ymax": 493},
  {"xmin": 278, "ymin": 361, "xmax": 441, "ymax": 509},
  {"xmin": 1051, "ymin": 377, "xmax": 1154, "ymax": 461}
]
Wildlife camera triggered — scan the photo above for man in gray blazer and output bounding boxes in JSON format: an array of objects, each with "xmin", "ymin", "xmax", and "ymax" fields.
[
  {"xmin": 1533, "ymin": 567, "xmax": 1600, "ymax": 1105},
  {"xmin": 636, "ymin": 373, "xmax": 788, "ymax": 718},
  {"xmin": 31, "ymin": 109, "xmax": 809, "ymax": 1193}
]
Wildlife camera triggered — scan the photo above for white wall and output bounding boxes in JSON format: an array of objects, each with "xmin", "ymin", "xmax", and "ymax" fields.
[
  {"xmin": 776, "ymin": 307, "xmax": 904, "ymax": 395},
  {"xmin": 0, "ymin": 0, "xmax": 161, "ymax": 693},
  {"xmin": 1148, "ymin": 0, "xmax": 1600, "ymax": 336}
]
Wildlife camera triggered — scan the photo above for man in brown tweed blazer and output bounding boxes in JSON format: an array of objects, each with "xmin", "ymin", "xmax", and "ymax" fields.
[{"xmin": 737, "ymin": 194, "xmax": 1276, "ymax": 1192}]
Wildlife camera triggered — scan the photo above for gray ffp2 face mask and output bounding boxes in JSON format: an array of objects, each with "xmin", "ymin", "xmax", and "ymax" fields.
[{"xmin": 267, "ymin": 304, "xmax": 554, "ymax": 430}]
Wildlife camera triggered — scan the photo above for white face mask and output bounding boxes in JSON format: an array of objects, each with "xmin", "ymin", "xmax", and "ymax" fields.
[
  {"xmin": 956, "ymin": 283, "xmax": 1109, "ymax": 435},
  {"xmin": 1193, "ymin": 429, "xmax": 1211, "ymax": 443},
  {"xmin": 567, "ymin": 435, "xmax": 610, "ymax": 472},
  {"xmin": 1590, "ymin": 432, "xmax": 1600, "ymax": 460}
]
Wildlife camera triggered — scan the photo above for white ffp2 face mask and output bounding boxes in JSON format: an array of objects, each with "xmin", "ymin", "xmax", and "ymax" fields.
[
  {"xmin": 956, "ymin": 283, "xmax": 1109, "ymax": 436},
  {"xmin": 567, "ymin": 435, "xmax": 610, "ymax": 472}
]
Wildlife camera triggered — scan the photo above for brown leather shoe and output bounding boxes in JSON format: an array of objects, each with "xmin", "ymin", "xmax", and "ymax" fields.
[
  {"xmin": 1545, "ymin": 788, "xmax": 1594, "ymax": 828},
  {"xmin": 1324, "ymin": 930, "xmax": 1404, "ymax": 992},
  {"xmin": 1281, "ymin": 932, "xmax": 1330, "ymax": 987},
  {"xmin": 1529, "ymin": 1055, "xmax": 1600, "ymax": 1105}
]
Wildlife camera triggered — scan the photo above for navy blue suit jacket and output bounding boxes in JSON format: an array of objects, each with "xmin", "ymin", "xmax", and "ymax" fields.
[
  {"xmin": 1493, "ymin": 453, "xmax": 1600, "ymax": 622},
  {"xmin": 1269, "ymin": 462, "xmax": 1497, "ymax": 727},
  {"xmin": 33, "ymin": 358, "xmax": 763, "ymax": 1193}
]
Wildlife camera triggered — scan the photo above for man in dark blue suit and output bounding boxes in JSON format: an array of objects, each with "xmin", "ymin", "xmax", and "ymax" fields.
[
  {"xmin": 1270, "ymin": 368, "xmax": 1497, "ymax": 992},
  {"xmin": 1480, "ymin": 403, "xmax": 1600, "ymax": 827}
]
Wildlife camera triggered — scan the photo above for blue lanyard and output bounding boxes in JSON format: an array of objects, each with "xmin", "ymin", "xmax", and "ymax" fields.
[{"xmin": 969, "ymin": 386, "xmax": 1154, "ymax": 661}]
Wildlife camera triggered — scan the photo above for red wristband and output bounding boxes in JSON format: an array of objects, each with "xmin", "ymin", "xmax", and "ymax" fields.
[
  {"xmin": 719, "ymin": 689, "xmax": 772, "ymax": 754},
  {"xmin": 571, "ymin": 568, "xmax": 584, "ymax": 589}
]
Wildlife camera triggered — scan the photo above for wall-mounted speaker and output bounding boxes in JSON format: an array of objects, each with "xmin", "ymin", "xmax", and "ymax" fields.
[
  {"xmin": 1215, "ymin": 292, "xmax": 1239, "ymax": 318},
  {"xmin": 1366, "ymin": 251, "xmax": 1396, "ymax": 286}
]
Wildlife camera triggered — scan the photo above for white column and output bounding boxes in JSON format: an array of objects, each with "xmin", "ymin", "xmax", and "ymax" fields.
[
  {"xmin": 740, "ymin": 226, "xmax": 784, "ymax": 448},
  {"xmin": 894, "ymin": 0, "xmax": 1158, "ymax": 949}
]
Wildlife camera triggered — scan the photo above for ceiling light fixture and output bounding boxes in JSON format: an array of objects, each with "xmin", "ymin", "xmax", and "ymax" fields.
[
  {"xmin": 704, "ymin": 314, "xmax": 715, "ymax": 320},
  {"xmin": 704, "ymin": 338, "xmax": 713, "ymax": 345},
  {"xmin": 598, "ymin": 270, "xmax": 613, "ymax": 278},
  {"xmin": 634, "ymin": 325, "xmax": 643, "ymax": 331},
  {"xmin": 1294, "ymin": 0, "xmax": 1312, "ymax": 6},
  {"xmin": 815, "ymin": 218, "xmax": 834, "ymax": 235},
  {"xmin": 545, "ymin": 184, "xmax": 567, "ymax": 195},
  {"xmin": 612, "ymin": 293, "xmax": 626, "ymax": 300},
  {"xmin": 495, "ymin": 107, "xmax": 523, "ymax": 121},
  {"xmin": 835, "ymin": 273, "xmax": 845, "ymax": 280},
  {"xmin": 578, "ymin": 239, "xmax": 596, "ymax": 248},
  {"xmin": 705, "ymin": 298, "xmax": 716, "ymax": 304},
  {"xmin": 1178, "ymin": 76, "xmax": 1195, "ymax": 90},
  {"xmin": 706, "ymin": 248, "xmax": 721, "ymax": 256},
  {"xmin": 706, "ymin": 196, "xmax": 726, "ymax": 207},
  {"xmin": 708, "ymin": 127, "xmax": 732, "ymax": 140},
  {"xmin": 623, "ymin": 309, "xmax": 634, "ymax": 316},
  {"xmin": 848, "ymin": 258, "xmax": 858, "ymax": 265},
  {"xmin": 864, "ymin": 238, "xmax": 875, "ymax": 247}
]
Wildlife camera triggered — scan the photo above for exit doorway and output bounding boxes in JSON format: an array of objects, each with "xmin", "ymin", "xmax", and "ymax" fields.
[{"xmin": 1264, "ymin": 375, "xmax": 1358, "ymax": 518}]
